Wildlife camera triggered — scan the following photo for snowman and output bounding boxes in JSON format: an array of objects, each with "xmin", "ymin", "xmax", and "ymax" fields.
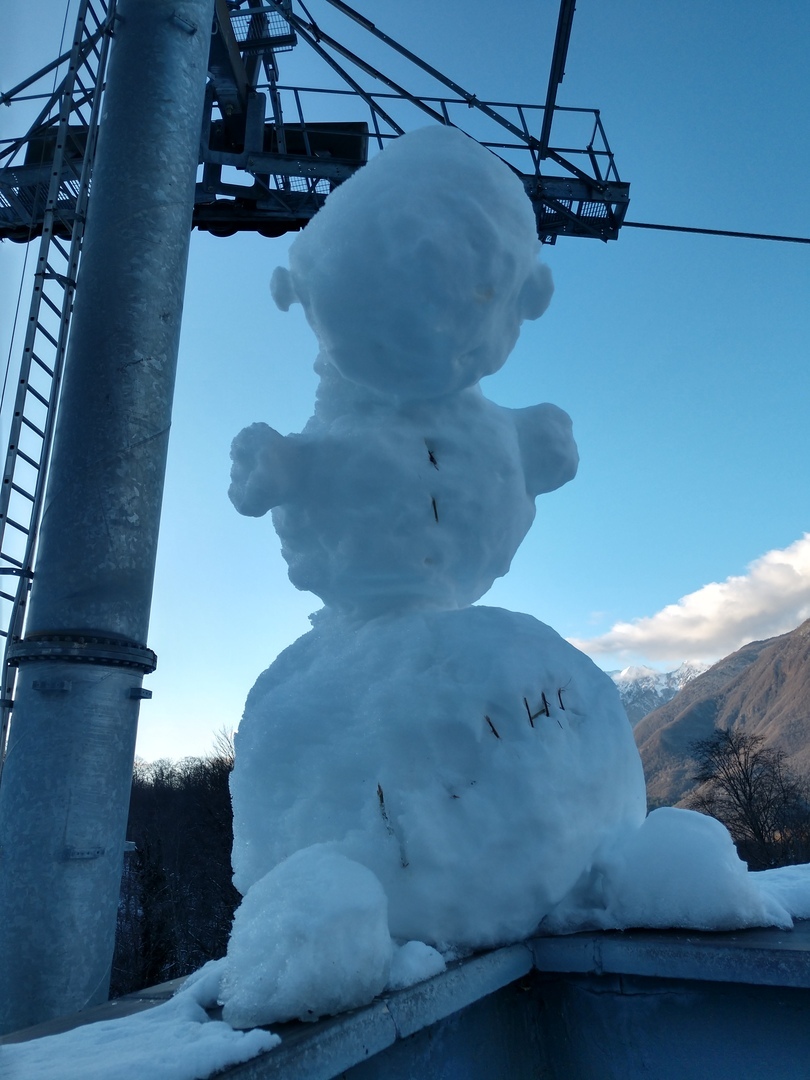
[{"xmin": 218, "ymin": 127, "xmax": 787, "ymax": 1030}]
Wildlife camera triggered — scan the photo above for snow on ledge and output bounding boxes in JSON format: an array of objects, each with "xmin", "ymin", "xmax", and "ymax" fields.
[{"xmin": 6, "ymin": 924, "xmax": 810, "ymax": 1079}]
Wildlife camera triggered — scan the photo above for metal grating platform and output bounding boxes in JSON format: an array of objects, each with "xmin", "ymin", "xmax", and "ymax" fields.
[{"xmin": 230, "ymin": 4, "xmax": 297, "ymax": 54}]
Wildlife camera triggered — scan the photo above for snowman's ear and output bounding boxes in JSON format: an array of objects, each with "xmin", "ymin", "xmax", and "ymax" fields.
[
  {"xmin": 270, "ymin": 266, "xmax": 299, "ymax": 312},
  {"xmin": 518, "ymin": 262, "xmax": 554, "ymax": 321}
]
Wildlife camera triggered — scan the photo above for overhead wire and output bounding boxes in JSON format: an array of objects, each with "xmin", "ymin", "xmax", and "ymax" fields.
[
  {"xmin": 286, "ymin": 3, "xmax": 809, "ymax": 248},
  {"xmin": 0, "ymin": 247, "xmax": 32, "ymax": 419},
  {"xmin": 624, "ymin": 221, "xmax": 810, "ymax": 245}
]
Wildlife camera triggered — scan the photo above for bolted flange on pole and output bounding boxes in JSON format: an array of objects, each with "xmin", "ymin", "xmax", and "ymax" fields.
[{"xmin": 0, "ymin": 0, "xmax": 216, "ymax": 1034}]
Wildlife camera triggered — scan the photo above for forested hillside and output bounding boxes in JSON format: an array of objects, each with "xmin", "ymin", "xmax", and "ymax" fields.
[{"xmin": 112, "ymin": 736, "xmax": 238, "ymax": 998}]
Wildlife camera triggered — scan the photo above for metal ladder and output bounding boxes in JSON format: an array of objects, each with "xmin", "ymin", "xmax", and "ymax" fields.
[{"xmin": 0, "ymin": 0, "xmax": 116, "ymax": 768}]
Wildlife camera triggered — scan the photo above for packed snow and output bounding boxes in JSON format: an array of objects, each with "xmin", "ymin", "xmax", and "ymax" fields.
[
  {"xmin": 14, "ymin": 123, "xmax": 810, "ymax": 1074},
  {"xmin": 230, "ymin": 392, "xmax": 575, "ymax": 615},
  {"xmin": 387, "ymin": 940, "xmax": 447, "ymax": 992},
  {"xmin": 544, "ymin": 807, "xmax": 792, "ymax": 933},
  {"xmin": 229, "ymin": 127, "xmax": 574, "ymax": 616},
  {"xmin": 230, "ymin": 608, "xmax": 646, "ymax": 954},
  {"xmin": 1, "ymin": 962, "xmax": 277, "ymax": 1079},
  {"xmin": 221, "ymin": 123, "xmax": 810, "ymax": 1028},
  {"xmin": 269, "ymin": 124, "xmax": 554, "ymax": 399},
  {"xmin": 221, "ymin": 848, "xmax": 393, "ymax": 1027}
]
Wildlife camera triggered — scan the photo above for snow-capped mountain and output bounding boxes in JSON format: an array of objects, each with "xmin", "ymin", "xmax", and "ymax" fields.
[{"xmin": 610, "ymin": 662, "xmax": 708, "ymax": 726}]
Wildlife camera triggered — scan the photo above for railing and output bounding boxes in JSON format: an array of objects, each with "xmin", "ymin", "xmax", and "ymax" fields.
[{"xmin": 196, "ymin": 84, "xmax": 629, "ymax": 242}]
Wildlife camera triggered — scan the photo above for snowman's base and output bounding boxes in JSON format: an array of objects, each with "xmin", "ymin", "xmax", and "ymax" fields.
[{"xmin": 230, "ymin": 606, "xmax": 647, "ymax": 952}]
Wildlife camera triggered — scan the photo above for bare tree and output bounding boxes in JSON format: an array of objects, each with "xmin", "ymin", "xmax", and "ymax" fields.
[
  {"xmin": 686, "ymin": 728, "xmax": 810, "ymax": 870},
  {"xmin": 209, "ymin": 726, "xmax": 235, "ymax": 770}
]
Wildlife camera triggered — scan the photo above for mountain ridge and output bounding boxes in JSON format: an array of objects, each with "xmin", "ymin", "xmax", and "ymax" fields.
[{"xmin": 634, "ymin": 620, "xmax": 810, "ymax": 806}]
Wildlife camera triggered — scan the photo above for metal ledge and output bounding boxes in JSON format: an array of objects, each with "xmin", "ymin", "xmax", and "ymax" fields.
[
  {"xmin": 0, "ymin": 979, "xmax": 184, "ymax": 1045},
  {"xmin": 530, "ymin": 920, "xmax": 810, "ymax": 990},
  {"xmin": 5, "ymin": 924, "xmax": 810, "ymax": 1076},
  {"xmin": 173, "ymin": 944, "xmax": 535, "ymax": 1080}
]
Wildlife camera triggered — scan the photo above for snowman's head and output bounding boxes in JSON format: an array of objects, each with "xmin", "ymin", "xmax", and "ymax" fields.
[{"xmin": 272, "ymin": 126, "xmax": 552, "ymax": 400}]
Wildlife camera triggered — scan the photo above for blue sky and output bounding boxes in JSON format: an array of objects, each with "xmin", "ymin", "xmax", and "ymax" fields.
[{"xmin": 2, "ymin": 1, "xmax": 809, "ymax": 760}]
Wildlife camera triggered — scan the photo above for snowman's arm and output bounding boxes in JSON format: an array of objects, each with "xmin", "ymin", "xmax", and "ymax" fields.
[
  {"xmin": 512, "ymin": 403, "xmax": 579, "ymax": 497},
  {"xmin": 229, "ymin": 422, "xmax": 298, "ymax": 517}
]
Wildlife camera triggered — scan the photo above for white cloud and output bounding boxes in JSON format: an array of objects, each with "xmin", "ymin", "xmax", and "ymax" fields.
[{"xmin": 572, "ymin": 534, "xmax": 810, "ymax": 665}]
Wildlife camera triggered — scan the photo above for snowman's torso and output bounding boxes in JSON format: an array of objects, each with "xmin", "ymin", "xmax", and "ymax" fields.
[{"xmin": 273, "ymin": 389, "xmax": 537, "ymax": 616}]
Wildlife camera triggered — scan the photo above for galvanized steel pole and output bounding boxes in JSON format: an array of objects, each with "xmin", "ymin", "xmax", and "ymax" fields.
[{"xmin": 0, "ymin": 0, "xmax": 215, "ymax": 1033}]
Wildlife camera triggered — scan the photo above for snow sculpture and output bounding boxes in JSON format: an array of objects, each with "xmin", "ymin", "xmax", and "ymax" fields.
[
  {"xmin": 228, "ymin": 125, "xmax": 574, "ymax": 617},
  {"xmin": 221, "ymin": 126, "xmax": 797, "ymax": 1030}
]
